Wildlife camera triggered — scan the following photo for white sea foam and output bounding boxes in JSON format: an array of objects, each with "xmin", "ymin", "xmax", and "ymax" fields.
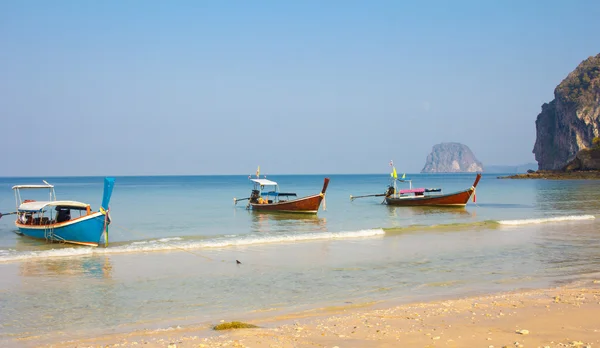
[
  {"xmin": 498, "ymin": 215, "xmax": 596, "ymax": 225},
  {"xmin": 151, "ymin": 325, "xmax": 182, "ymax": 332},
  {"xmin": 0, "ymin": 247, "xmax": 95, "ymax": 262},
  {"xmin": 131, "ymin": 237, "xmax": 183, "ymax": 245},
  {"xmin": 197, "ymin": 229, "xmax": 385, "ymax": 248},
  {"xmin": 0, "ymin": 229, "xmax": 385, "ymax": 263}
]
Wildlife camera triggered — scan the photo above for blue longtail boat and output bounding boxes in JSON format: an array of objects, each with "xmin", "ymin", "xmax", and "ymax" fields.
[{"xmin": 11, "ymin": 178, "xmax": 115, "ymax": 247}]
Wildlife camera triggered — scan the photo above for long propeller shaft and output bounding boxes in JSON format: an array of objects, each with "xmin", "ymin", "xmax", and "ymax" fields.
[
  {"xmin": 233, "ymin": 197, "xmax": 250, "ymax": 205},
  {"xmin": 350, "ymin": 193, "xmax": 386, "ymax": 201},
  {"xmin": 0, "ymin": 212, "xmax": 17, "ymax": 219}
]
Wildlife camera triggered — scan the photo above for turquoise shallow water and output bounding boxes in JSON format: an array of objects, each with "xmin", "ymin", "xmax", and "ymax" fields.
[{"xmin": 0, "ymin": 174, "xmax": 599, "ymax": 345}]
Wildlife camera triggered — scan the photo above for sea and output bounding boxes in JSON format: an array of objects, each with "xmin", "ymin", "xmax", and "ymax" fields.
[{"xmin": 0, "ymin": 174, "xmax": 599, "ymax": 345}]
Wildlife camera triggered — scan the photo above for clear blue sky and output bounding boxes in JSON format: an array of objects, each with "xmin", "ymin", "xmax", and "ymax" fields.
[{"xmin": 1, "ymin": 0, "xmax": 598, "ymax": 176}]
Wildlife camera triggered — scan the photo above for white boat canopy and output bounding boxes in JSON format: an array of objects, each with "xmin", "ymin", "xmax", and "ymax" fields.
[
  {"xmin": 250, "ymin": 178, "xmax": 278, "ymax": 186},
  {"xmin": 18, "ymin": 200, "xmax": 90, "ymax": 212},
  {"xmin": 12, "ymin": 184, "xmax": 54, "ymax": 189}
]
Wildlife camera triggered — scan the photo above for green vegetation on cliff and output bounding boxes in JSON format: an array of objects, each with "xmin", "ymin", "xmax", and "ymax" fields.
[{"xmin": 556, "ymin": 54, "xmax": 600, "ymax": 105}]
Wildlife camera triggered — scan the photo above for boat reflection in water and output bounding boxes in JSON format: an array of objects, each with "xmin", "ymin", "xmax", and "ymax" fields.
[
  {"xmin": 385, "ymin": 205, "xmax": 476, "ymax": 230},
  {"xmin": 250, "ymin": 212, "xmax": 327, "ymax": 234},
  {"xmin": 19, "ymin": 255, "xmax": 113, "ymax": 279},
  {"xmin": 386, "ymin": 205, "xmax": 473, "ymax": 218}
]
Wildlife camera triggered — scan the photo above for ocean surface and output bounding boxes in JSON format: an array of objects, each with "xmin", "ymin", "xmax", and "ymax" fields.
[{"xmin": 0, "ymin": 174, "xmax": 599, "ymax": 345}]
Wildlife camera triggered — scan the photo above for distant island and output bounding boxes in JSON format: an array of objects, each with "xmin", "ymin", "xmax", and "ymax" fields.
[{"xmin": 421, "ymin": 142, "xmax": 483, "ymax": 173}]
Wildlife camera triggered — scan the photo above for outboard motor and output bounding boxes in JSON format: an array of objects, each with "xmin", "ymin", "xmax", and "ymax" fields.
[
  {"xmin": 385, "ymin": 185, "xmax": 395, "ymax": 197},
  {"xmin": 249, "ymin": 189, "xmax": 261, "ymax": 203}
]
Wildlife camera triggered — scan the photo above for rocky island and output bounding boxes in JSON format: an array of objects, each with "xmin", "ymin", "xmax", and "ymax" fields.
[
  {"xmin": 503, "ymin": 53, "xmax": 600, "ymax": 179},
  {"xmin": 421, "ymin": 142, "xmax": 483, "ymax": 173}
]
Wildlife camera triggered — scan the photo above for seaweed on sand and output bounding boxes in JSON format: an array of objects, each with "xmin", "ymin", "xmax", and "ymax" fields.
[{"xmin": 213, "ymin": 321, "xmax": 259, "ymax": 330}]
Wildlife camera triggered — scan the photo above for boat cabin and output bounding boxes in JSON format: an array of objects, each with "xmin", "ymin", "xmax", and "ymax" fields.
[
  {"xmin": 13, "ymin": 183, "xmax": 92, "ymax": 226},
  {"xmin": 387, "ymin": 178, "xmax": 442, "ymax": 199},
  {"xmin": 249, "ymin": 179, "xmax": 297, "ymax": 204}
]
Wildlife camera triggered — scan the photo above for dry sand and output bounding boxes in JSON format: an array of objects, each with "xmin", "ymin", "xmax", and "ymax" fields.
[{"xmin": 41, "ymin": 280, "xmax": 600, "ymax": 348}]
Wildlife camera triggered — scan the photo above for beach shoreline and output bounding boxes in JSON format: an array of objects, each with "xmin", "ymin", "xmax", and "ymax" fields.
[{"xmin": 39, "ymin": 280, "xmax": 600, "ymax": 348}]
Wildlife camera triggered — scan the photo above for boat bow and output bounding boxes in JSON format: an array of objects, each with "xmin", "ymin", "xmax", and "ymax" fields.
[
  {"xmin": 101, "ymin": 177, "xmax": 115, "ymax": 211},
  {"xmin": 320, "ymin": 178, "xmax": 330, "ymax": 195}
]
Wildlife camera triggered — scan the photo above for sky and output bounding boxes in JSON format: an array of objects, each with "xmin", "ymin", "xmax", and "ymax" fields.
[{"xmin": 1, "ymin": 0, "xmax": 599, "ymax": 176}]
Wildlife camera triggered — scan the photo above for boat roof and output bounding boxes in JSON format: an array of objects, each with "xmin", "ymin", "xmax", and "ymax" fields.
[
  {"xmin": 250, "ymin": 178, "xmax": 278, "ymax": 186},
  {"xmin": 399, "ymin": 188, "xmax": 425, "ymax": 194},
  {"xmin": 261, "ymin": 191, "xmax": 297, "ymax": 197},
  {"xmin": 18, "ymin": 200, "xmax": 90, "ymax": 212},
  {"xmin": 12, "ymin": 184, "xmax": 54, "ymax": 190}
]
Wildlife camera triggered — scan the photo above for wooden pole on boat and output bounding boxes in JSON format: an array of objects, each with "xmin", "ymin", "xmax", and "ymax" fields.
[
  {"xmin": 321, "ymin": 178, "xmax": 330, "ymax": 211},
  {"xmin": 104, "ymin": 221, "xmax": 109, "ymax": 248},
  {"xmin": 102, "ymin": 207, "xmax": 110, "ymax": 248}
]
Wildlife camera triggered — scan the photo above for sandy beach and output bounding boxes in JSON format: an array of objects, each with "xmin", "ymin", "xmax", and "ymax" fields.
[{"xmin": 40, "ymin": 280, "xmax": 600, "ymax": 348}]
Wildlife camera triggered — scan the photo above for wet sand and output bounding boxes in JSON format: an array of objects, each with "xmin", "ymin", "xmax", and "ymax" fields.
[{"xmin": 40, "ymin": 280, "xmax": 600, "ymax": 348}]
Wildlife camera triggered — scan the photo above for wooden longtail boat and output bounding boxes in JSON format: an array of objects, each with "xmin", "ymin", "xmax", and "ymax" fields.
[
  {"xmin": 234, "ymin": 175, "xmax": 330, "ymax": 214},
  {"xmin": 5, "ymin": 178, "xmax": 115, "ymax": 247},
  {"xmin": 350, "ymin": 163, "xmax": 481, "ymax": 207},
  {"xmin": 385, "ymin": 174, "xmax": 481, "ymax": 207}
]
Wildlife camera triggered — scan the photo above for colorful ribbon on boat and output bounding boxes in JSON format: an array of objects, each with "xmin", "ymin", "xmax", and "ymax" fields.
[
  {"xmin": 319, "ymin": 192, "xmax": 327, "ymax": 211},
  {"xmin": 103, "ymin": 207, "xmax": 110, "ymax": 247}
]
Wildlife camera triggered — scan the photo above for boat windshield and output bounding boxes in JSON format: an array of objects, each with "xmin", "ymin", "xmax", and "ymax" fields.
[
  {"xmin": 390, "ymin": 178, "xmax": 442, "ymax": 198},
  {"xmin": 249, "ymin": 178, "xmax": 299, "ymax": 204},
  {"xmin": 16, "ymin": 202, "xmax": 91, "ymax": 226}
]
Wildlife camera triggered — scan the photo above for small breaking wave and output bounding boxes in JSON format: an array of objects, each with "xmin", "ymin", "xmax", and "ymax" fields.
[
  {"xmin": 196, "ymin": 229, "xmax": 384, "ymax": 248},
  {"xmin": 0, "ymin": 229, "xmax": 385, "ymax": 263},
  {"xmin": 498, "ymin": 215, "xmax": 595, "ymax": 225},
  {"xmin": 383, "ymin": 214, "xmax": 597, "ymax": 234},
  {"xmin": 131, "ymin": 237, "xmax": 183, "ymax": 245}
]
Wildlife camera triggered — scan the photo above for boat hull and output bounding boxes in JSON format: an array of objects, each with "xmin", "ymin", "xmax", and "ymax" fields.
[
  {"xmin": 250, "ymin": 193, "xmax": 324, "ymax": 214},
  {"xmin": 385, "ymin": 188, "xmax": 474, "ymax": 207},
  {"xmin": 385, "ymin": 173, "xmax": 481, "ymax": 207},
  {"xmin": 15, "ymin": 212, "xmax": 108, "ymax": 247}
]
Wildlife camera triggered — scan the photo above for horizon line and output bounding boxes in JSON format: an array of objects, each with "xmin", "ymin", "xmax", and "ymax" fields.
[{"xmin": 0, "ymin": 172, "xmax": 497, "ymax": 179}]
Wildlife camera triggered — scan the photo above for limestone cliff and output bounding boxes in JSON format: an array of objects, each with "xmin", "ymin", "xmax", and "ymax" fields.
[
  {"xmin": 421, "ymin": 142, "xmax": 483, "ymax": 173},
  {"xmin": 533, "ymin": 54, "xmax": 600, "ymax": 170}
]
